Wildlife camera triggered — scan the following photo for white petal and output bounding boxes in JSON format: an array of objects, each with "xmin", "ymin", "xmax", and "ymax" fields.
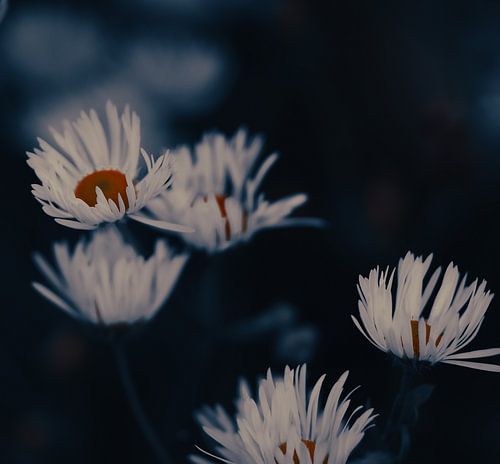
[
  {"xmin": 32, "ymin": 282, "xmax": 76, "ymax": 316},
  {"xmin": 129, "ymin": 213, "xmax": 194, "ymax": 233},
  {"xmin": 444, "ymin": 348, "xmax": 500, "ymax": 360},
  {"xmin": 442, "ymin": 359, "xmax": 500, "ymax": 372},
  {"xmin": 54, "ymin": 218, "xmax": 96, "ymax": 230}
]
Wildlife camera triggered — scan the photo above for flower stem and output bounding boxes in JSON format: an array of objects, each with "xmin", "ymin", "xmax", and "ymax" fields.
[
  {"xmin": 384, "ymin": 366, "xmax": 413, "ymax": 432},
  {"xmin": 383, "ymin": 365, "xmax": 415, "ymax": 462},
  {"xmin": 111, "ymin": 341, "xmax": 172, "ymax": 464}
]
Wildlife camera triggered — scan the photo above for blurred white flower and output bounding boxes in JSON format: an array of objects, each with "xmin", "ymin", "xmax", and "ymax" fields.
[
  {"xmin": 120, "ymin": 0, "xmax": 279, "ymax": 21},
  {"xmin": 192, "ymin": 365, "xmax": 376, "ymax": 464},
  {"xmin": 353, "ymin": 252, "xmax": 500, "ymax": 372},
  {"xmin": 126, "ymin": 40, "xmax": 231, "ymax": 114},
  {"xmin": 22, "ymin": 75, "xmax": 171, "ymax": 151},
  {"xmin": 32, "ymin": 227, "xmax": 188, "ymax": 325},
  {"xmin": 142, "ymin": 129, "xmax": 321, "ymax": 252},
  {"xmin": 27, "ymin": 101, "xmax": 192, "ymax": 232},
  {"xmin": 2, "ymin": 8, "xmax": 102, "ymax": 83},
  {"xmin": 276, "ymin": 326, "xmax": 319, "ymax": 364},
  {"xmin": 0, "ymin": 0, "xmax": 7, "ymax": 24},
  {"xmin": 230, "ymin": 303, "xmax": 319, "ymax": 364}
]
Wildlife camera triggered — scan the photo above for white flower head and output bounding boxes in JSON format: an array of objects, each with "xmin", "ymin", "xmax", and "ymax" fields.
[
  {"xmin": 192, "ymin": 365, "xmax": 376, "ymax": 464},
  {"xmin": 142, "ymin": 129, "xmax": 321, "ymax": 252},
  {"xmin": 27, "ymin": 101, "xmax": 192, "ymax": 232},
  {"xmin": 32, "ymin": 226, "xmax": 188, "ymax": 326},
  {"xmin": 353, "ymin": 251, "xmax": 500, "ymax": 372}
]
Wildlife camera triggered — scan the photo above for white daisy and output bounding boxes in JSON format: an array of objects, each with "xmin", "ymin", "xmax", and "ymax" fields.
[
  {"xmin": 139, "ymin": 129, "xmax": 321, "ymax": 252},
  {"xmin": 353, "ymin": 252, "xmax": 500, "ymax": 372},
  {"xmin": 192, "ymin": 365, "xmax": 376, "ymax": 464},
  {"xmin": 32, "ymin": 226, "xmax": 188, "ymax": 325},
  {"xmin": 26, "ymin": 101, "xmax": 192, "ymax": 232}
]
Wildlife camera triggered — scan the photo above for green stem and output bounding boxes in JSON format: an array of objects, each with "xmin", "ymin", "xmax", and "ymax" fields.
[
  {"xmin": 111, "ymin": 341, "xmax": 172, "ymax": 464},
  {"xmin": 383, "ymin": 365, "xmax": 416, "ymax": 462}
]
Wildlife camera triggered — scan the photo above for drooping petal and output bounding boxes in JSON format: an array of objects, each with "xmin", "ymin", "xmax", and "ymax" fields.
[
  {"xmin": 442, "ymin": 359, "xmax": 500, "ymax": 372},
  {"xmin": 129, "ymin": 213, "xmax": 194, "ymax": 233}
]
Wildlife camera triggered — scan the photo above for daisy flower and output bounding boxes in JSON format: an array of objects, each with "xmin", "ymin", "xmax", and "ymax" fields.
[
  {"xmin": 353, "ymin": 252, "xmax": 500, "ymax": 372},
  {"xmin": 32, "ymin": 226, "xmax": 188, "ymax": 325},
  {"xmin": 141, "ymin": 129, "xmax": 321, "ymax": 252},
  {"xmin": 26, "ymin": 101, "xmax": 192, "ymax": 232},
  {"xmin": 192, "ymin": 365, "xmax": 376, "ymax": 464}
]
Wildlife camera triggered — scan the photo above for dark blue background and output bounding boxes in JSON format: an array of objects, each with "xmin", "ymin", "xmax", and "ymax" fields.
[{"xmin": 1, "ymin": 1, "xmax": 500, "ymax": 462}]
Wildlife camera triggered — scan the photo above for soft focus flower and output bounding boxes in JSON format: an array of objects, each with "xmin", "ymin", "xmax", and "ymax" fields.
[
  {"xmin": 27, "ymin": 101, "xmax": 192, "ymax": 232},
  {"xmin": 0, "ymin": 0, "xmax": 7, "ymax": 24},
  {"xmin": 121, "ymin": 0, "xmax": 278, "ymax": 21},
  {"xmin": 22, "ymin": 74, "xmax": 170, "ymax": 151},
  {"xmin": 126, "ymin": 40, "xmax": 231, "ymax": 114},
  {"xmin": 2, "ymin": 7, "xmax": 101, "ymax": 83},
  {"xmin": 32, "ymin": 227, "xmax": 188, "ymax": 325},
  {"xmin": 192, "ymin": 365, "xmax": 376, "ymax": 464},
  {"xmin": 144, "ymin": 129, "xmax": 321, "ymax": 252},
  {"xmin": 275, "ymin": 326, "xmax": 319, "ymax": 365},
  {"xmin": 353, "ymin": 252, "xmax": 500, "ymax": 372},
  {"xmin": 229, "ymin": 303, "xmax": 319, "ymax": 364}
]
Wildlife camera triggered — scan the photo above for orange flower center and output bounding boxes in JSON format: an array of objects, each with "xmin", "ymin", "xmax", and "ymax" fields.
[
  {"xmin": 74, "ymin": 170, "xmax": 129, "ymax": 208},
  {"xmin": 278, "ymin": 440, "xmax": 327, "ymax": 464},
  {"xmin": 200, "ymin": 194, "xmax": 248, "ymax": 241},
  {"xmin": 410, "ymin": 319, "xmax": 444, "ymax": 358}
]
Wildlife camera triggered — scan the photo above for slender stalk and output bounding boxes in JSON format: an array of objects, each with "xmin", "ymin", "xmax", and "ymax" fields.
[
  {"xmin": 111, "ymin": 341, "xmax": 172, "ymax": 464},
  {"xmin": 383, "ymin": 365, "xmax": 414, "ymax": 439},
  {"xmin": 382, "ymin": 364, "xmax": 417, "ymax": 464}
]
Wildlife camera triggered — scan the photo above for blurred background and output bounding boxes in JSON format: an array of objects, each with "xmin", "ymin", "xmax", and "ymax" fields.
[{"xmin": 1, "ymin": 0, "xmax": 500, "ymax": 463}]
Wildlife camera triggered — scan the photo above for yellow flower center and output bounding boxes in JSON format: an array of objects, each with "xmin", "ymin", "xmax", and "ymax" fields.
[
  {"xmin": 279, "ymin": 440, "xmax": 327, "ymax": 464},
  {"xmin": 74, "ymin": 170, "xmax": 129, "ymax": 208},
  {"xmin": 410, "ymin": 319, "xmax": 444, "ymax": 358}
]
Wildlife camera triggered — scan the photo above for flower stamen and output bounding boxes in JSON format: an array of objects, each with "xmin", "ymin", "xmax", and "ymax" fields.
[
  {"xmin": 279, "ymin": 440, "xmax": 326, "ymax": 464},
  {"xmin": 410, "ymin": 319, "xmax": 444, "ymax": 358},
  {"xmin": 201, "ymin": 194, "xmax": 248, "ymax": 241},
  {"xmin": 75, "ymin": 170, "xmax": 129, "ymax": 208}
]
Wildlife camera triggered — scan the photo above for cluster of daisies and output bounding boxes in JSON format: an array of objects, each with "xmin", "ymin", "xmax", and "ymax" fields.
[{"xmin": 27, "ymin": 102, "xmax": 499, "ymax": 464}]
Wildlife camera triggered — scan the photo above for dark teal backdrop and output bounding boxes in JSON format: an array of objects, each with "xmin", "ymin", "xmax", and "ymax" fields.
[{"xmin": 1, "ymin": 1, "xmax": 500, "ymax": 463}]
